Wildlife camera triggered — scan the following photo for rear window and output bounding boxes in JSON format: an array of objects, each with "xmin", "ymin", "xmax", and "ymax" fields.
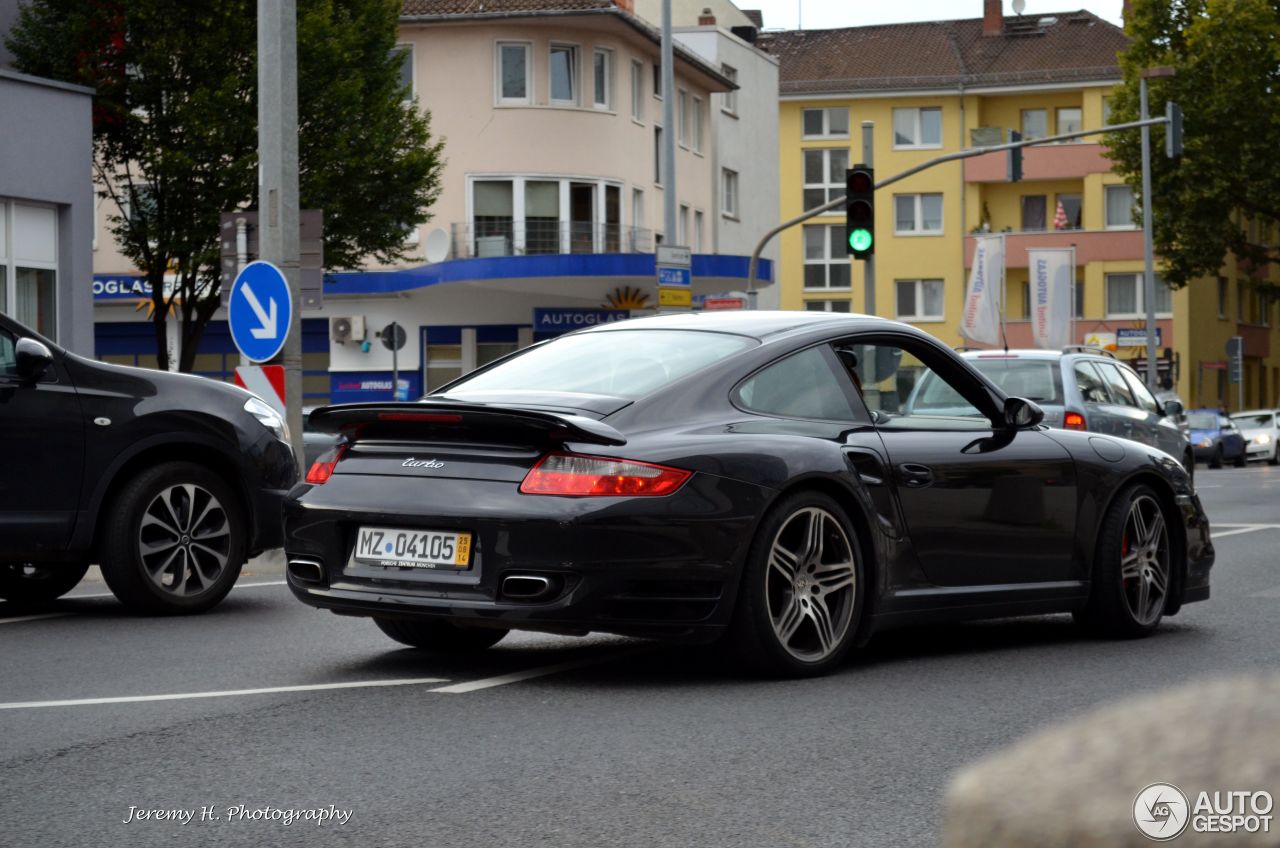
[
  {"xmin": 1187, "ymin": 412, "xmax": 1218, "ymax": 430},
  {"xmin": 1233, "ymin": 413, "xmax": 1275, "ymax": 428},
  {"xmin": 443, "ymin": 329, "xmax": 754, "ymax": 400},
  {"xmin": 966, "ymin": 358, "xmax": 1063, "ymax": 404}
]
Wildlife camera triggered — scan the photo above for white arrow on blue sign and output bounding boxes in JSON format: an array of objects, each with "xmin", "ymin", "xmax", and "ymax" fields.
[{"xmin": 229, "ymin": 260, "xmax": 293, "ymax": 363}]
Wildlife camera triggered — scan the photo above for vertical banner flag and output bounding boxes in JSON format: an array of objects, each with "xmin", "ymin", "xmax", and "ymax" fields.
[
  {"xmin": 960, "ymin": 235, "xmax": 1004, "ymax": 345},
  {"xmin": 1028, "ymin": 248, "xmax": 1074, "ymax": 350}
]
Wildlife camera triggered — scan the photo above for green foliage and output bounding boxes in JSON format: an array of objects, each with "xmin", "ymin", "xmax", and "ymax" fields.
[
  {"xmin": 1105, "ymin": 0, "xmax": 1280, "ymax": 289},
  {"xmin": 6, "ymin": 0, "xmax": 444, "ymax": 370}
]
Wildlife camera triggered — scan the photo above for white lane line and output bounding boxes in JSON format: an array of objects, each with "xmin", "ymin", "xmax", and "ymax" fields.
[
  {"xmin": 0, "ymin": 613, "xmax": 72, "ymax": 626},
  {"xmin": 0, "ymin": 677, "xmax": 450, "ymax": 711},
  {"xmin": 430, "ymin": 649, "xmax": 649, "ymax": 694},
  {"xmin": 1215, "ymin": 523, "xmax": 1280, "ymax": 528},
  {"xmin": 67, "ymin": 579, "xmax": 287, "ymax": 601},
  {"xmin": 1251, "ymin": 587, "xmax": 1280, "ymax": 598},
  {"xmin": 1211, "ymin": 526, "xmax": 1274, "ymax": 539}
]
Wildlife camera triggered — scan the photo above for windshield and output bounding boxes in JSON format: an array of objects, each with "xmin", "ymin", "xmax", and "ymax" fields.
[
  {"xmin": 440, "ymin": 329, "xmax": 755, "ymax": 400},
  {"xmin": 1187, "ymin": 412, "xmax": 1219, "ymax": 430},
  {"xmin": 966, "ymin": 358, "xmax": 1064, "ymax": 404},
  {"xmin": 1232, "ymin": 413, "xmax": 1275, "ymax": 429}
]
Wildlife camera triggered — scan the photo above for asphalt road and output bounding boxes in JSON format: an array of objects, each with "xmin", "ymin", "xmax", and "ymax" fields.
[{"xmin": 3, "ymin": 465, "xmax": 1279, "ymax": 847}]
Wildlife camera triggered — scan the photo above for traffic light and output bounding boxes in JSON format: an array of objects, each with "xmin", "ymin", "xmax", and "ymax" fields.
[
  {"xmin": 1165, "ymin": 101, "xmax": 1183, "ymax": 158},
  {"xmin": 845, "ymin": 165, "xmax": 874, "ymax": 259}
]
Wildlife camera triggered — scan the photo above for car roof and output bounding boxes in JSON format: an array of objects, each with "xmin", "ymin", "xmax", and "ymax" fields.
[
  {"xmin": 959, "ymin": 349, "xmax": 1064, "ymax": 360},
  {"xmin": 577, "ymin": 310, "xmax": 910, "ymax": 342}
]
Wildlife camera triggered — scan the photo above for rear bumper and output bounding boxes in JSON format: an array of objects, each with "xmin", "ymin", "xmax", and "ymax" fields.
[{"xmin": 283, "ymin": 473, "xmax": 772, "ymax": 639}]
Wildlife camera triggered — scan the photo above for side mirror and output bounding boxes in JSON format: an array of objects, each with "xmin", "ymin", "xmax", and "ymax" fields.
[
  {"xmin": 1163, "ymin": 399, "xmax": 1184, "ymax": 419},
  {"xmin": 1003, "ymin": 396, "xmax": 1044, "ymax": 429},
  {"xmin": 14, "ymin": 338, "xmax": 54, "ymax": 383}
]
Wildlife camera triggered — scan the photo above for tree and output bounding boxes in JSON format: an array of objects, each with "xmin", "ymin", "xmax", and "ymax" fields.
[
  {"xmin": 1105, "ymin": 0, "xmax": 1280, "ymax": 289},
  {"xmin": 6, "ymin": 0, "xmax": 444, "ymax": 371}
]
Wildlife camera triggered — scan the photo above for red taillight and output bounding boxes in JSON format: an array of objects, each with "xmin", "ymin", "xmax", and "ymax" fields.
[
  {"xmin": 305, "ymin": 444, "xmax": 348, "ymax": 484},
  {"xmin": 1064, "ymin": 411, "xmax": 1087, "ymax": 431},
  {"xmin": 519, "ymin": 453, "xmax": 692, "ymax": 497}
]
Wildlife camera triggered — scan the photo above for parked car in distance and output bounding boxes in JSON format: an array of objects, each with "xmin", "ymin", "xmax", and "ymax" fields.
[
  {"xmin": 283, "ymin": 312, "xmax": 1212, "ymax": 678},
  {"xmin": 0, "ymin": 314, "xmax": 298, "ymax": 611},
  {"xmin": 1187, "ymin": 409, "xmax": 1247, "ymax": 468},
  {"xmin": 1229, "ymin": 409, "xmax": 1280, "ymax": 465},
  {"xmin": 908, "ymin": 347, "xmax": 1193, "ymax": 479}
]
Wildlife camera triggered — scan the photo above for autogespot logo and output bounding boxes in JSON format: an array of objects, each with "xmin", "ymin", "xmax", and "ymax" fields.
[{"xmin": 1134, "ymin": 783, "xmax": 1191, "ymax": 841}]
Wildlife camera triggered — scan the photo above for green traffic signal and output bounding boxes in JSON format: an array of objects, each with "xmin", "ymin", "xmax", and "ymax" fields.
[{"xmin": 848, "ymin": 228, "xmax": 873, "ymax": 252}]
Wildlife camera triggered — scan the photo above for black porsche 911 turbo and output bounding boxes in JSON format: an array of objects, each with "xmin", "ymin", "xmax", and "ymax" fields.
[{"xmin": 283, "ymin": 311, "xmax": 1214, "ymax": 677}]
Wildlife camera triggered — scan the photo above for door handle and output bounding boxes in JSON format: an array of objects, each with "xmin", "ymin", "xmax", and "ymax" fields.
[{"xmin": 897, "ymin": 462, "xmax": 934, "ymax": 488}]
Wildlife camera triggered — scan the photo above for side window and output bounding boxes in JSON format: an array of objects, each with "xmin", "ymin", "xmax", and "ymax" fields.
[
  {"xmin": 845, "ymin": 341, "xmax": 988, "ymax": 429},
  {"xmin": 1073, "ymin": 360, "xmax": 1112, "ymax": 404},
  {"xmin": 1095, "ymin": 362, "xmax": 1137, "ymax": 407},
  {"xmin": 736, "ymin": 347, "xmax": 858, "ymax": 421},
  {"xmin": 1119, "ymin": 366, "xmax": 1161, "ymax": 415},
  {"xmin": 0, "ymin": 330, "xmax": 17, "ymax": 379}
]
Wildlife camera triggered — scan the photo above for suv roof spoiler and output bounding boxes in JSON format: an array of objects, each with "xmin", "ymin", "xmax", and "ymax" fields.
[{"xmin": 1062, "ymin": 344, "xmax": 1116, "ymax": 359}]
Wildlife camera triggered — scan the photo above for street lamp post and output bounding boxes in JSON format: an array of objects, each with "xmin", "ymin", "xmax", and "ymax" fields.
[{"xmin": 1139, "ymin": 66, "xmax": 1175, "ymax": 390}]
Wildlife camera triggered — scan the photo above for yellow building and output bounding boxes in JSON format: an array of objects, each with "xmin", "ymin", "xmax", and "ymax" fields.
[{"xmin": 767, "ymin": 1, "xmax": 1280, "ymax": 411}]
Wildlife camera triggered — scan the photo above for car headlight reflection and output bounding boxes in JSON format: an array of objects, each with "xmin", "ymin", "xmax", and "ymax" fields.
[
  {"xmin": 244, "ymin": 396, "xmax": 291, "ymax": 443},
  {"xmin": 1197, "ymin": 438, "xmax": 1213, "ymax": 448},
  {"xmin": 1255, "ymin": 434, "xmax": 1272, "ymax": 445}
]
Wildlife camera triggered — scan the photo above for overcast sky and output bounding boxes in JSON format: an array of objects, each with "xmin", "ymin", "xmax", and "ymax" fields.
[{"xmin": 749, "ymin": 0, "xmax": 1125, "ymax": 30}]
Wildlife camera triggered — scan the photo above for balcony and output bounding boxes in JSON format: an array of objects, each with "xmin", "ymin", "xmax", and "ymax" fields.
[
  {"xmin": 449, "ymin": 221, "xmax": 656, "ymax": 260},
  {"xmin": 964, "ymin": 142, "xmax": 1115, "ymax": 183},
  {"xmin": 965, "ymin": 228, "xmax": 1144, "ymax": 268}
]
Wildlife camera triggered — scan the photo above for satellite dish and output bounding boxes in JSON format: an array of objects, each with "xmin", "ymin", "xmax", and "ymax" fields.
[
  {"xmin": 1012, "ymin": 0, "xmax": 1026, "ymax": 15},
  {"xmin": 424, "ymin": 227, "xmax": 451, "ymax": 264}
]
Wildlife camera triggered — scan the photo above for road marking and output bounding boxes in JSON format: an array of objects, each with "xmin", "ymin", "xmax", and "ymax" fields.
[
  {"xmin": 430, "ymin": 649, "xmax": 648, "ymax": 694},
  {"xmin": 66, "ymin": 579, "xmax": 287, "ymax": 601},
  {"xmin": 1251, "ymin": 587, "xmax": 1280, "ymax": 598},
  {"xmin": 0, "ymin": 677, "xmax": 450, "ymax": 711},
  {"xmin": 0, "ymin": 613, "xmax": 71, "ymax": 626},
  {"xmin": 1211, "ymin": 526, "xmax": 1275, "ymax": 539}
]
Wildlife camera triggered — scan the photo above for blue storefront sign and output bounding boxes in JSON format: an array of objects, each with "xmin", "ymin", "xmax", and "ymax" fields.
[
  {"xmin": 533, "ymin": 308, "xmax": 629, "ymax": 335},
  {"xmin": 92, "ymin": 274, "xmax": 153, "ymax": 300},
  {"xmin": 330, "ymin": 371, "xmax": 424, "ymax": 405},
  {"xmin": 1117, "ymin": 327, "xmax": 1162, "ymax": 347}
]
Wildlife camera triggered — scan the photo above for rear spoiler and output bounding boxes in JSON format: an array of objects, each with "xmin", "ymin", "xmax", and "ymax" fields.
[{"xmin": 307, "ymin": 401, "xmax": 627, "ymax": 447}]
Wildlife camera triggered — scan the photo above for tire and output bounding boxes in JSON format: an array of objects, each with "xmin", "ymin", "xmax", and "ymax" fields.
[
  {"xmin": 99, "ymin": 462, "xmax": 246, "ymax": 614},
  {"xmin": 374, "ymin": 617, "xmax": 508, "ymax": 651},
  {"xmin": 1234, "ymin": 447, "xmax": 1247, "ymax": 468},
  {"xmin": 1078, "ymin": 483, "xmax": 1174, "ymax": 639},
  {"xmin": 0, "ymin": 562, "xmax": 90, "ymax": 605},
  {"xmin": 1269, "ymin": 447, "xmax": 1279, "ymax": 466},
  {"xmin": 727, "ymin": 491, "xmax": 864, "ymax": 678},
  {"xmin": 1209, "ymin": 445, "xmax": 1223, "ymax": 469}
]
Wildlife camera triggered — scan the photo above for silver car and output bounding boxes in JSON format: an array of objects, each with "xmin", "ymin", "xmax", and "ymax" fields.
[
  {"xmin": 907, "ymin": 348, "xmax": 1192, "ymax": 477},
  {"xmin": 1230, "ymin": 409, "xmax": 1280, "ymax": 464}
]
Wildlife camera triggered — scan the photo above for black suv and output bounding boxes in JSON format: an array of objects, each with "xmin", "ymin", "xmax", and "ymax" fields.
[{"xmin": 0, "ymin": 314, "xmax": 297, "ymax": 612}]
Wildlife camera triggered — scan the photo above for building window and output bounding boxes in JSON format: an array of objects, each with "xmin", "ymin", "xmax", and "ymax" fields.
[
  {"xmin": 1021, "ymin": 108, "xmax": 1048, "ymax": 141},
  {"xmin": 892, "ymin": 107, "xmax": 941, "ymax": 148},
  {"xmin": 1105, "ymin": 184, "xmax": 1136, "ymax": 229},
  {"xmin": 803, "ymin": 224, "xmax": 851, "ymax": 289},
  {"xmin": 1054, "ymin": 193, "xmax": 1081, "ymax": 229},
  {"xmin": 1106, "ymin": 273, "xmax": 1173, "ymax": 318},
  {"xmin": 1102, "ymin": 96, "xmax": 1114, "ymax": 126},
  {"xmin": 679, "ymin": 204, "xmax": 689, "ymax": 245},
  {"xmin": 678, "ymin": 89, "xmax": 690, "ymax": 146},
  {"xmin": 1218, "ymin": 277, "xmax": 1228, "ymax": 318},
  {"xmin": 802, "ymin": 148, "xmax": 849, "ymax": 211},
  {"xmin": 0, "ymin": 201, "xmax": 59, "ymax": 340},
  {"xmin": 497, "ymin": 42, "xmax": 530, "ymax": 104},
  {"xmin": 805, "ymin": 299, "xmax": 852, "ymax": 313},
  {"xmin": 722, "ymin": 168, "xmax": 739, "ymax": 217},
  {"xmin": 393, "ymin": 44, "xmax": 414, "ymax": 101},
  {"xmin": 894, "ymin": 193, "xmax": 943, "ymax": 234},
  {"xmin": 1021, "ymin": 195, "xmax": 1047, "ymax": 231},
  {"xmin": 694, "ymin": 209, "xmax": 704, "ymax": 252},
  {"xmin": 654, "ymin": 126, "xmax": 663, "ymax": 184},
  {"xmin": 653, "ymin": 60, "xmax": 662, "ymax": 97},
  {"xmin": 1056, "ymin": 107, "xmax": 1082, "ymax": 140},
  {"xmin": 721, "ymin": 63, "xmax": 737, "ymax": 114},
  {"xmin": 631, "ymin": 188, "xmax": 645, "ymax": 250},
  {"xmin": 630, "ymin": 60, "xmax": 644, "ymax": 121},
  {"xmin": 469, "ymin": 177, "xmax": 626, "ymax": 257},
  {"xmin": 802, "ymin": 108, "xmax": 849, "ymax": 138},
  {"xmin": 692, "ymin": 97, "xmax": 704, "ymax": 153},
  {"xmin": 549, "ymin": 44, "xmax": 579, "ymax": 105},
  {"xmin": 593, "ymin": 48, "xmax": 612, "ymax": 110},
  {"xmin": 896, "ymin": 279, "xmax": 944, "ymax": 321}
]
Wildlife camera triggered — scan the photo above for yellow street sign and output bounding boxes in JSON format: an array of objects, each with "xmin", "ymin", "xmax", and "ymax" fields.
[{"xmin": 658, "ymin": 287, "xmax": 692, "ymax": 307}]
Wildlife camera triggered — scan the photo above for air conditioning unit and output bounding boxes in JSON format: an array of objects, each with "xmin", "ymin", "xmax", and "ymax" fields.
[{"xmin": 330, "ymin": 315, "xmax": 366, "ymax": 343}]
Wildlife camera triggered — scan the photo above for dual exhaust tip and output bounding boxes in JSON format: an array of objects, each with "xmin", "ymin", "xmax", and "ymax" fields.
[{"xmin": 290, "ymin": 558, "xmax": 559, "ymax": 603}]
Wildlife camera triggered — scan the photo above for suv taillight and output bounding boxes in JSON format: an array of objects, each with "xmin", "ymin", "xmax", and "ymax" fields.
[
  {"xmin": 1064, "ymin": 411, "xmax": 1087, "ymax": 431},
  {"xmin": 519, "ymin": 453, "xmax": 691, "ymax": 496}
]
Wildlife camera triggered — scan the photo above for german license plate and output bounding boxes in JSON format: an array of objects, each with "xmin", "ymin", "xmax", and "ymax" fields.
[{"xmin": 354, "ymin": 526, "xmax": 472, "ymax": 569}]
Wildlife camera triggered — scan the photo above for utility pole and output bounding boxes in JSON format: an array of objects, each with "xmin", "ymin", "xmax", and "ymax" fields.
[
  {"xmin": 861, "ymin": 121, "xmax": 875, "ymax": 316},
  {"xmin": 259, "ymin": 0, "xmax": 305, "ymax": 471},
  {"xmin": 661, "ymin": 0, "xmax": 676, "ymax": 244},
  {"xmin": 1139, "ymin": 66, "xmax": 1175, "ymax": 390}
]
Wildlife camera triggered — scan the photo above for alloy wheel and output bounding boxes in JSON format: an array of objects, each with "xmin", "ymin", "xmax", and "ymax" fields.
[
  {"xmin": 1120, "ymin": 494, "xmax": 1170, "ymax": 626},
  {"xmin": 765, "ymin": 506, "xmax": 857, "ymax": 663},
  {"xmin": 137, "ymin": 484, "xmax": 231, "ymax": 596}
]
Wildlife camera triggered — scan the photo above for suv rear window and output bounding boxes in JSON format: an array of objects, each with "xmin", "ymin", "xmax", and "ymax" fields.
[
  {"xmin": 1187, "ymin": 412, "xmax": 1218, "ymax": 430},
  {"xmin": 965, "ymin": 358, "xmax": 1063, "ymax": 404}
]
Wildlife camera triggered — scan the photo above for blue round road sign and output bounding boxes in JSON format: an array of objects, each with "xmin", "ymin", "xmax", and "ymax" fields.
[{"xmin": 229, "ymin": 261, "xmax": 292, "ymax": 363}]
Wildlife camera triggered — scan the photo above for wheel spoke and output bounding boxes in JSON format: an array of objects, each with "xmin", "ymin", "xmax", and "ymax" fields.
[
  {"xmin": 807, "ymin": 597, "xmax": 836, "ymax": 656},
  {"xmin": 140, "ymin": 510, "xmax": 181, "ymax": 539},
  {"xmin": 1135, "ymin": 571, "xmax": 1151, "ymax": 619},
  {"xmin": 1130, "ymin": 503, "xmax": 1150, "ymax": 547},
  {"xmin": 1145, "ymin": 512, "xmax": 1166, "ymax": 552},
  {"xmin": 768, "ymin": 544, "xmax": 800, "ymax": 582},
  {"xmin": 1121, "ymin": 553, "xmax": 1142, "ymax": 580},
  {"xmin": 802, "ymin": 510, "xmax": 824, "ymax": 564},
  {"xmin": 139, "ymin": 537, "xmax": 181, "ymax": 559},
  {"xmin": 189, "ymin": 494, "xmax": 223, "ymax": 536},
  {"xmin": 774, "ymin": 596, "xmax": 805, "ymax": 645},
  {"xmin": 813, "ymin": 561, "xmax": 855, "ymax": 593},
  {"xmin": 1148, "ymin": 564, "xmax": 1168, "ymax": 596}
]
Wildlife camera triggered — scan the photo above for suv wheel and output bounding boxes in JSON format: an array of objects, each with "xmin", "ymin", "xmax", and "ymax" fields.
[
  {"xmin": 1209, "ymin": 445, "xmax": 1223, "ymax": 469},
  {"xmin": 100, "ymin": 462, "xmax": 246, "ymax": 614},
  {"xmin": 0, "ymin": 562, "xmax": 90, "ymax": 605}
]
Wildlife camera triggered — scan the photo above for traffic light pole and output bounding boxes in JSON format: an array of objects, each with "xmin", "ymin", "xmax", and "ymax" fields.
[
  {"xmin": 746, "ymin": 115, "xmax": 1174, "ymax": 299},
  {"xmin": 861, "ymin": 121, "xmax": 875, "ymax": 316}
]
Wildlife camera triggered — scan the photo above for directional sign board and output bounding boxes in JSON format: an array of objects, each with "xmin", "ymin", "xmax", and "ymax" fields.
[
  {"xmin": 229, "ymin": 260, "xmax": 292, "ymax": 363},
  {"xmin": 656, "ymin": 244, "xmax": 692, "ymax": 288}
]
